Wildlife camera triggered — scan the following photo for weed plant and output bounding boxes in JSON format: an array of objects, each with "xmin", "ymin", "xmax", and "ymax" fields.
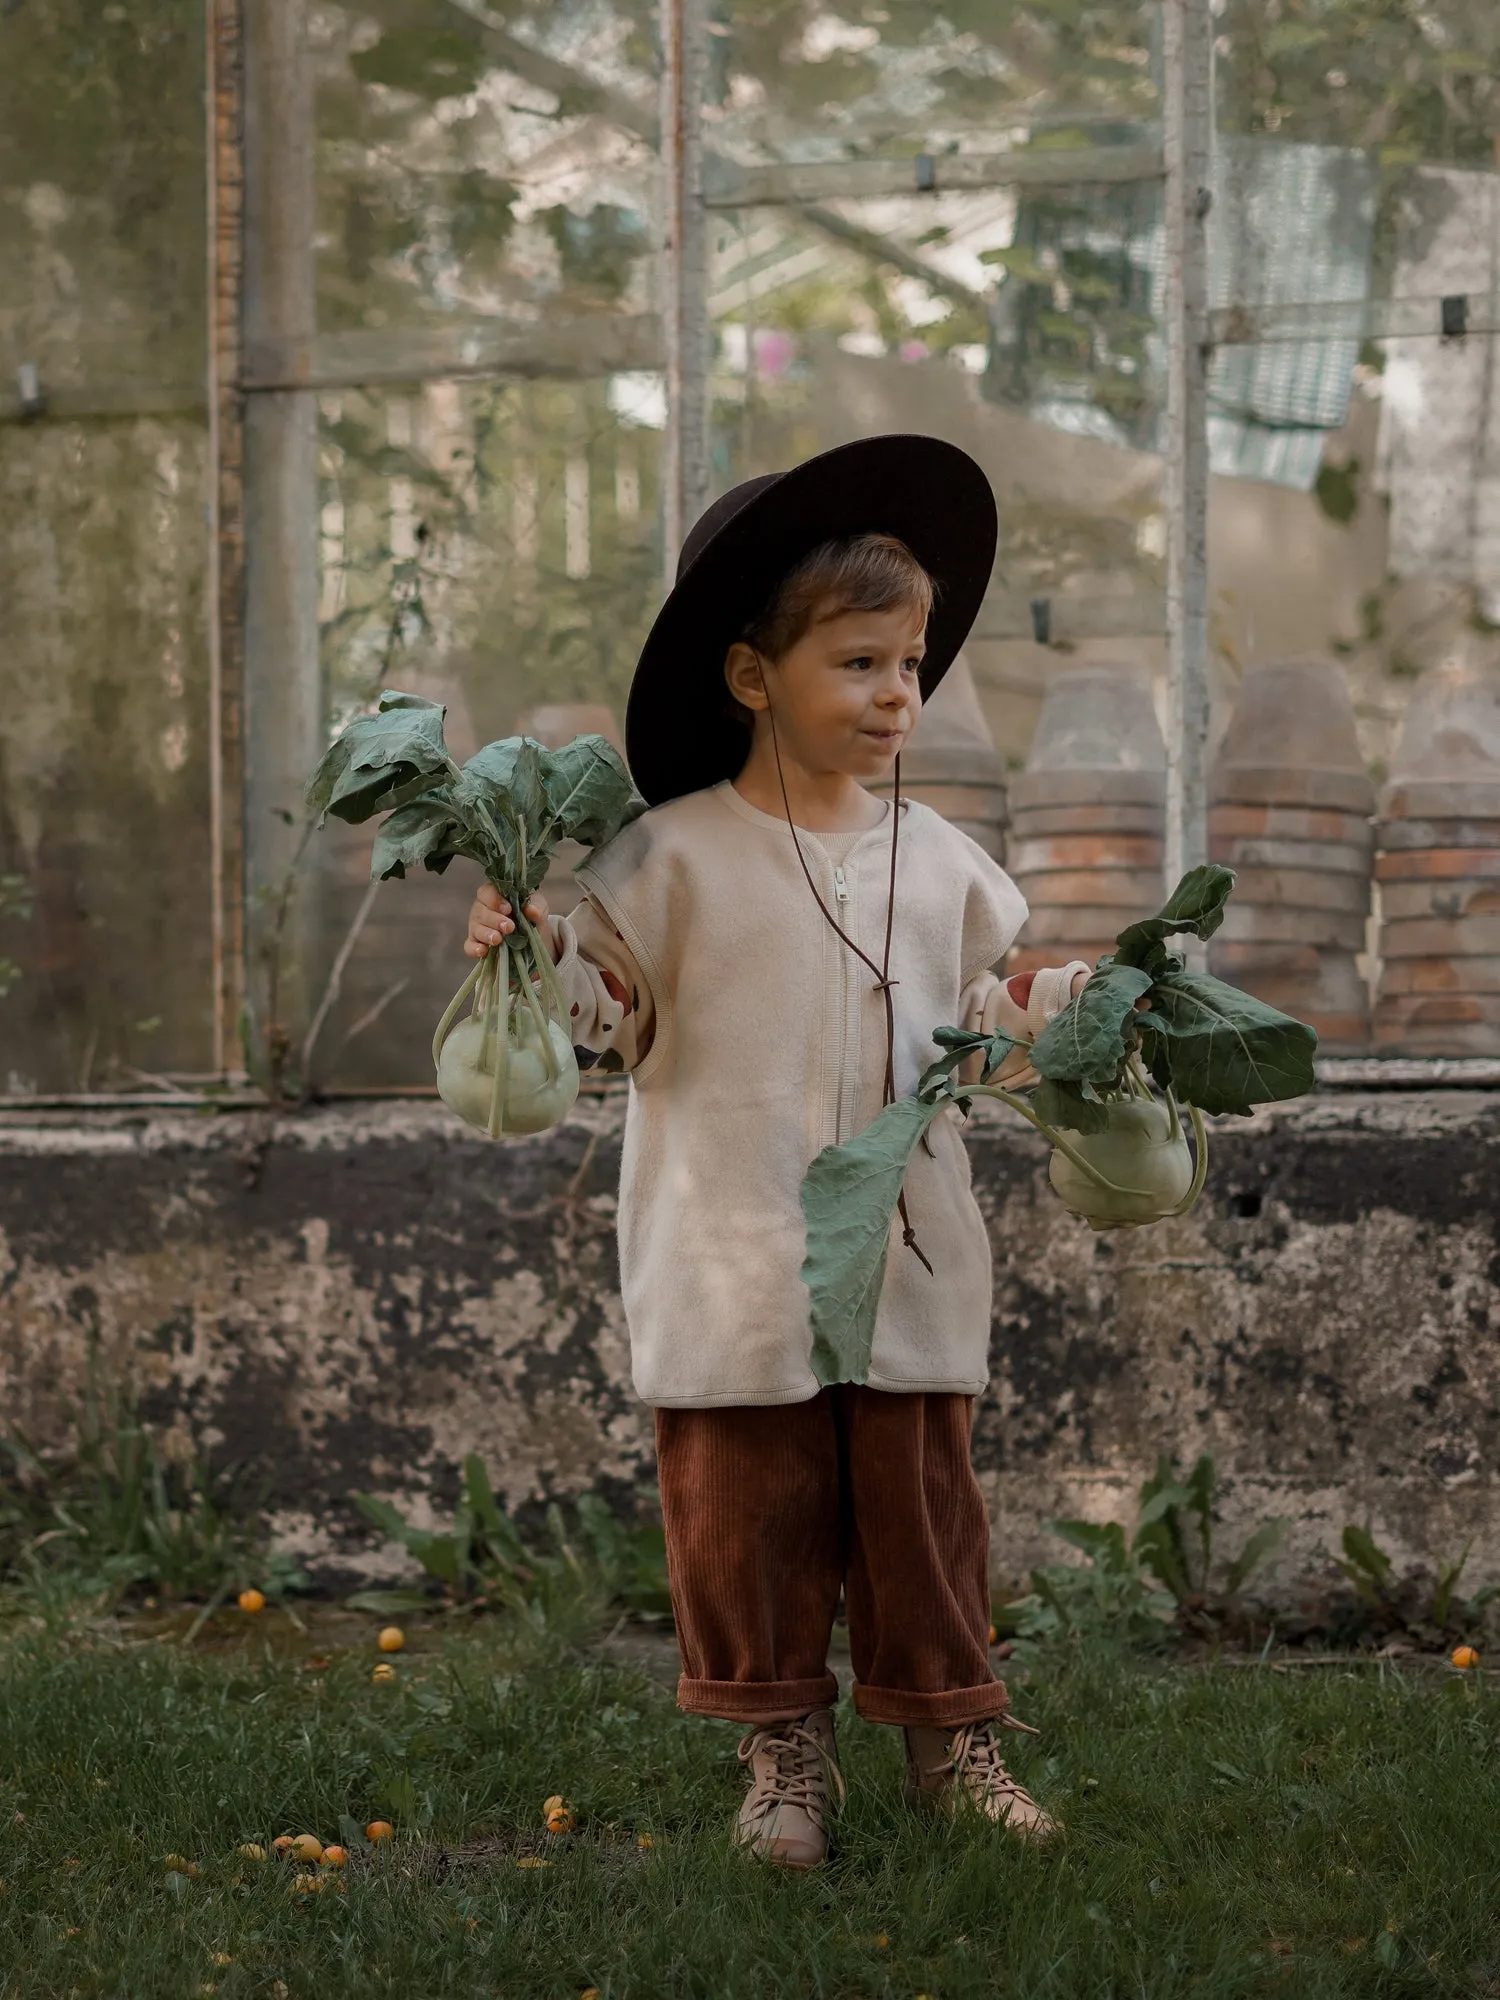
[{"xmin": 1, "ymin": 1358, "xmax": 301, "ymax": 1621}]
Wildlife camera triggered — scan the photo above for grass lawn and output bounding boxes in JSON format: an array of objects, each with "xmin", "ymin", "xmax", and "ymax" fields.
[{"xmin": 3, "ymin": 1601, "xmax": 1499, "ymax": 2000}]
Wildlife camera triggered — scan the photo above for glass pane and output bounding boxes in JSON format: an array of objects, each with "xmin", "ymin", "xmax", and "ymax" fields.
[
  {"xmin": 0, "ymin": 1, "xmax": 211, "ymax": 1095},
  {"xmin": 308, "ymin": 377, "xmax": 665, "ymax": 1090},
  {"xmin": 1212, "ymin": 3, "xmax": 1500, "ymax": 1054}
]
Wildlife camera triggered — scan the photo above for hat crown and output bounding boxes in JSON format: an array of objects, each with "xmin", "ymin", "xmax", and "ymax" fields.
[{"xmin": 676, "ymin": 474, "xmax": 780, "ymax": 580}]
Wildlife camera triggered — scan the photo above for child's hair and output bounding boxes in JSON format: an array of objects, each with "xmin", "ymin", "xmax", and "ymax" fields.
[{"xmin": 739, "ymin": 531, "xmax": 936, "ymax": 663}]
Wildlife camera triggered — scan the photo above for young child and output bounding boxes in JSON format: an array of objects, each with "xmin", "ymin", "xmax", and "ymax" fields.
[{"xmin": 465, "ymin": 436, "xmax": 1088, "ymax": 1868}]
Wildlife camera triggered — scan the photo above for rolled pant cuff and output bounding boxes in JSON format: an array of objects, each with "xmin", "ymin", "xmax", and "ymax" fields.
[
  {"xmin": 676, "ymin": 1673, "xmax": 841, "ymax": 1722},
  {"xmin": 853, "ymin": 1679, "xmax": 1009, "ymax": 1728}
]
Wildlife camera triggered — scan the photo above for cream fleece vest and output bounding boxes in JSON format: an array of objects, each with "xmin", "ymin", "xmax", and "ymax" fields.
[{"xmin": 574, "ymin": 781, "xmax": 1029, "ymax": 1407}]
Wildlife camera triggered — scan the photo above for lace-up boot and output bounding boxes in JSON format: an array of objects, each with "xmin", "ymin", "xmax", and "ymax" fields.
[
  {"xmin": 733, "ymin": 1708, "xmax": 845, "ymax": 1869},
  {"xmin": 903, "ymin": 1715, "xmax": 1059, "ymax": 1844}
]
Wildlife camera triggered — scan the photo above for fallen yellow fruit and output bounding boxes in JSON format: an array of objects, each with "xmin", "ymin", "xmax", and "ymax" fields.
[
  {"xmin": 290, "ymin": 1835, "xmax": 323, "ymax": 1864},
  {"xmin": 516, "ymin": 1857, "xmax": 551, "ymax": 1871},
  {"xmin": 636, "ymin": 1834, "xmax": 654, "ymax": 1851},
  {"xmin": 321, "ymin": 1846, "xmax": 348, "ymax": 1869},
  {"xmin": 163, "ymin": 1855, "xmax": 199, "ymax": 1878},
  {"xmin": 377, "ymin": 1626, "xmax": 406, "ymax": 1654},
  {"xmin": 372, "ymin": 1661, "xmax": 397, "ymax": 1684},
  {"xmin": 237, "ymin": 1589, "xmax": 265, "ymax": 1615},
  {"xmin": 1453, "ymin": 1644, "xmax": 1481, "ymax": 1670},
  {"xmin": 365, "ymin": 1821, "xmax": 394, "ymax": 1843},
  {"xmin": 271, "ymin": 1836, "xmax": 294, "ymax": 1857},
  {"xmin": 236, "ymin": 1844, "xmax": 266, "ymax": 1862}
]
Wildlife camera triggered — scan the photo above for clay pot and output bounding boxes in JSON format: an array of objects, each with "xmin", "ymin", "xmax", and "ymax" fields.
[
  {"xmin": 1007, "ymin": 666, "xmax": 1165, "ymax": 971},
  {"xmin": 870, "ymin": 656, "xmax": 1008, "ymax": 858},
  {"xmin": 1207, "ymin": 658, "xmax": 1373, "ymax": 1052},
  {"xmin": 1373, "ymin": 656, "xmax": 1500, "ymax": 1056}
]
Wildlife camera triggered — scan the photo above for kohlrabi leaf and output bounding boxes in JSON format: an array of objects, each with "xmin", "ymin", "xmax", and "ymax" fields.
[
  {"xmin": 464, "ymin": 737, "xmax": 549, "ymax": 837},
  {"xmin": 543, "ymin": 735, "xmax": 646, "ymax": 847},
  {"xmin": 1030, "ymin": 961, "xmax": 1153, "ymax": 1086},
  {"xmin": 919, "ymin": 1024, "xmax": 1022, "ymax": 1100},
  {"xmin": 1031, "ymin": 1076, "xmax": 1111, "ymax": 1135},
  {"xmin": 801, "ymin": 1095, "xmax": 946, "ymax": 1387},
  {"xmin": 458, "ymin": 738, "xmax": 556, "ymax": 893},
  {"xmin": 1140, "ymin": 966, "xmax": 1318, "ymax": 1115},
  {"xmin": 1112, "ymin": 865, "xmax": 1235, "ymax": 971},
  {"xmin": 307, "ymin": 690, "xmax": 451, "ymax": 824},
  {"xmin": 370, "ymin": 794, "xmax": 468, "ymax": 880}
]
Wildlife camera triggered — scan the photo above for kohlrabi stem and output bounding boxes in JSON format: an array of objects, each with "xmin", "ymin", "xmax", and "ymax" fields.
[
  {"xmin": 516, "ymin": 908, "xmax": 571, "ymax": 1029},
  {"xmin": 1170, "ymin": 1102, "xmax": 1210, "ymax": 1216},
  {"xmin": 963, "ymin": 1084, "xmax": 1157, "ymax": 1199},
  {"xmin": 488, "ymin": 938, "xmax": 511, "ymax": 1140},
  {"xmin": 432, "ymin": 956, "xmax": 485, "ymax": 1068},
  {"xmin": 514, "ymin": 939, "xmax": 560, "ymax": 1082},
  {"xmin": 1162, "ymin": 1076, "xmax": 1183, "ymax": 1142}
]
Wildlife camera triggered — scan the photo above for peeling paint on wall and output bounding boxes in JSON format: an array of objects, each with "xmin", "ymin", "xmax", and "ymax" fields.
[{"xmin": 3, "ymin": 1089, "xmax": 1499, "ymax": 1595}]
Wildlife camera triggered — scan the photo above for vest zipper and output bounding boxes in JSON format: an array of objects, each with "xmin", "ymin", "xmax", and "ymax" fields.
[{"xmin": 833, "ymin": 865, "xmax": 851, "ymax": 1140}]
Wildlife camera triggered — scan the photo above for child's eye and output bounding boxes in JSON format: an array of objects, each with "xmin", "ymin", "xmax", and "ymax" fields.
[
  {"xmin": 902, "ymin": 656, "xmax": 923, "ymax": 674},
  {"xmin": 845, "ymin": 655, "xmax": 874, "ymax": 671}
]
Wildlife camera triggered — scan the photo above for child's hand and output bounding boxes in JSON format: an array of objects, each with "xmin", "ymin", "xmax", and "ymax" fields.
[
  {"xmin": 465, "ymin": 883, "xmax": 551, "ymax": 960},
  {"xmin": 1069, "ymin": 966, "xmax": 1151, "ymax": 1011}
]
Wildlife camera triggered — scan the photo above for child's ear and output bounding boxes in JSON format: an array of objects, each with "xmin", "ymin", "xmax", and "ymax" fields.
[{"xmin": 724, "ymin": 641, "xmax": 770, "ymax": 712}]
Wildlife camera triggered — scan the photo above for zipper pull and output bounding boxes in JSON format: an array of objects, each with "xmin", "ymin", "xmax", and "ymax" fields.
[{"xmin": 833, "ymin": 866, "xmax": 849, "ymax": 905}]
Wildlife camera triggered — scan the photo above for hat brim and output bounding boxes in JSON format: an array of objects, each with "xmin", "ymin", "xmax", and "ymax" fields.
[{"xmin": 625, "ymin": 434, "xmax": 998, "ymax": 807}]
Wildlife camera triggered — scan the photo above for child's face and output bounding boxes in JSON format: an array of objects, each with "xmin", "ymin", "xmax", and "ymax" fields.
[{"xmin": 741, "ymin": 598, "xmax": 926, "ymax": 782}]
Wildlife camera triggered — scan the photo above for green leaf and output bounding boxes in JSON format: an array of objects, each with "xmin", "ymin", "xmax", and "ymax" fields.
[
  {"xmin": 464, "ymin": 737, "xmax": 549, "ymax": 836},
  {"xmin": 542, "ymin": 735, "xmax": 646, "ymax": 848},
  {"xmin": 370, "ymin": 794, "xmax": 467, "ymax": 880},
  {"xmin": 1031, "ymin": 961, "xmax": 1153, "ymax": 1086},
  {"xmin": 919, "ymin": 1025, "xmax": 1020, "ymax": 1100},
  {"xmin": 800, "ymin": 1096, "xmax": 946, "ymax": 1387},
  {"xmin": 1031, "ymin": 1077, "xmax": 1110, "ymax": 1134},
  {"xmin": 1050, "ymin": 1519, "xmax": 1131, "ymax": 1573},
  {"xmin": 1142, "ymin": 967, "xmax": 1318, "ymax": 1115},
  {"xmin": 344, "ymin": 1588, "xmax": 433, "ymax": 1616},
  {"xmin": 307, "ymin": 692, "xmax": 452, "ymax": 825},
  {"xmin": 1224, "ymin": 1519, "xmax": 1287, "ymax": 1595},
  {"xmin": 1341, "ymin": 1524, "xmax": 1393, "ymax": 1585},
  {"xmin": 353, "ymin": 1492, "xmax": 463, "ymax": 1586},
  {"xmin": 1112, "ymin": 865, "xmax": 1236, "ymax": 971}
]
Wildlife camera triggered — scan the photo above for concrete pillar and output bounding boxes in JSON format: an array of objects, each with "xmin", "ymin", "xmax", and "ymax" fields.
[
  {"xmin": 1162, "ymin": 0, "xmax": 1214, "ymax": 908},
  {"xmin": 241, "ymin": 0, "xmax": 321, "ymax": 1086}
]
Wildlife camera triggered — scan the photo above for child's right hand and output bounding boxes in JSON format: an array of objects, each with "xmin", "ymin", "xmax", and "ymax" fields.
[{"xmin": 465, "ymin": 882, "xmax": 553, "ymax": 960}]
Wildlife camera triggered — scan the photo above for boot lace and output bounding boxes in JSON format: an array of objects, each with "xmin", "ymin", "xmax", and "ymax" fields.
[
  {"xmin": 947, "ymin": 1717, "xmax": 1043, "ymax": 1818},
  {"xmin": 736, "ymin": 1719, "xmax": 847, "ymax": 1834}
]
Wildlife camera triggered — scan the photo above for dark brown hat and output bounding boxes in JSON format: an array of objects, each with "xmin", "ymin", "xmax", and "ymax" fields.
[{"xmin": 625, "ymin": 433, "xmax": 998, "ymax": 807}]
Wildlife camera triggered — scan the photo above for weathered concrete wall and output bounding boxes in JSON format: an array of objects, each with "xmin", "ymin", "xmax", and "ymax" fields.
[{"xmin": 2, "ymin": 1088, "xmax": 1498, "ymax": 1595}]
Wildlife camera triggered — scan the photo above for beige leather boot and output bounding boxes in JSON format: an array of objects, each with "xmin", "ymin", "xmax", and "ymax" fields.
[
  {"xmin": 903, "ymin": 1715, "xmax": 1060, "ymax": 1844},
  {"xmin": 733, "ymin": 1708, "xmax": 846, "ymax": 1869}
]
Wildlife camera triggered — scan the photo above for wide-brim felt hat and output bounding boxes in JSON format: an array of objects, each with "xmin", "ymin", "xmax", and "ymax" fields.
[{"xmin": 625, "ymin": 433, "xmax": 998, "ymax": 807}]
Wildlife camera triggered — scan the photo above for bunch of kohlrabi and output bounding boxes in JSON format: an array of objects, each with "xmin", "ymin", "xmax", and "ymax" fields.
[
  {"xmin": 800, "ymin": 865, "xmax": 1318, "ymax": 1388},
  {"xmin": 307, "ymin": 691, "xmax": 644, "ymax": 1136}
]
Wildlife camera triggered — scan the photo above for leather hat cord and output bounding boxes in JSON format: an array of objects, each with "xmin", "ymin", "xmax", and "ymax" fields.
[{"xmin": 760, "ymin": 670, "xmax": 932, "ymax": 1273}]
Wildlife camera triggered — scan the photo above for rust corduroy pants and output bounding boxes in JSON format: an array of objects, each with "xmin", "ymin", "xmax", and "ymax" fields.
[{"xmin": 655, "ymin": 1386, "xmax": 1007, "ymax": 1728}]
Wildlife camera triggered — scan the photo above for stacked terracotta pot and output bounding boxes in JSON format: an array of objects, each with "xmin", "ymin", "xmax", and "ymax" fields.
[
  {"xmin": 1374, "ymin": 657, "xmax": 1500, "ymax": 1056},
  {"xmin": 872, "ymin": 654, "xmax": 1008, "ymax": 859},
  {"xmin": 1006, "ymin": 665, "xmax": 1166, "ymax": 976},
  {"xmin": 1208, "ymin": 659, "xmax": 1374, "ymax": 1052}
]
